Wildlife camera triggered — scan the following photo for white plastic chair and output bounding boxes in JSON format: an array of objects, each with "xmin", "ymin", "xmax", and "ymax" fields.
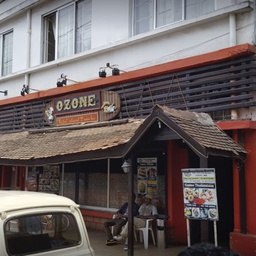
[{"xmin": 134, "ymin": 219, "xmax": 156, "ymax": 249}]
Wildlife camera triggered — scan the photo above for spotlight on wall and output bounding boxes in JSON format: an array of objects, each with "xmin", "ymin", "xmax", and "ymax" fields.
[
  {"xmin": 98, "ymin": 63, "xmax": 124, "ymax": 78},
  {"xmin": 0, "ymin": 90, "xmax": 8, "ymax": 96},
  {"xmin": 56, "ymin": 73, "xmax": 78, "ymax": 87},
  {"xmin": 57, "ymin": 74, "xmax": 67, "ymax": 87},
  {"xmin": 21, "ymin": 85, "xmax": 40, "ymax": 96},
  {"xmin": 99, "ymin": 68, "xmax": 107, "ymax": 78}
]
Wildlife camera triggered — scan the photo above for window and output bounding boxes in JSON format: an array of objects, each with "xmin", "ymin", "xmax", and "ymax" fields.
[
  {"xmin": 5, "ymin": 213, "xmax": 81, "ymax": 255},
  {"xmin": 156, "ymin": 0, "xmax": 182, "ymax": 28},
  {"xmin": 133, "ymin": 0, "xmax": 215, "ymax": 35},
  {"xmin": 185, "ymin": 0, "xmax": 215, "ymax": 19},
  {"xmin": 0, "ymin": 30, "xmax": 13, "ymax": 76},
  {"xmin": 43, "ymin": 0, "xmax": 92, "ymax": 63}
]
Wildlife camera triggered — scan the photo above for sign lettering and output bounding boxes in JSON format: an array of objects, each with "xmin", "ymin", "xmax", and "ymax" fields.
[
  {"xmin": 44, "ymin": 90, "xmax": 120, "ymax": 126},
  {"xmin": 54, "ymin": 93, "xmax": 99, "ymax": 114}
]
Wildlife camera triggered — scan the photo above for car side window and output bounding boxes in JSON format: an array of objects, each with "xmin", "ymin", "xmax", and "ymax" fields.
[{"xmin": 4, "ymin": 212, "xmax": 81, "ymax": 255}]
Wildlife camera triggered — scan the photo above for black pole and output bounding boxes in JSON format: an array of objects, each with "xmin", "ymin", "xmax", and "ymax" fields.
[
  {"xmin": 200, "ymin": 157, "xmax": 208, "ymax": 243},
  {"xmin": 127, "ymin": 161, "xmax": 134, "ymax": 256},
  {"xmin": 238, "ymin": 160, "xmax": 246, "ymax": 233}
]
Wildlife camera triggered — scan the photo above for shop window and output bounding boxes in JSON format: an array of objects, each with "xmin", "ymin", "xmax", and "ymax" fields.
[
  {"xmin": 133, "ymin": 0, "xmax": 215, "ymax": 36},
  {"xmin": 43, "ymin": 0, "xmax": 92, "ymax": 63},
  {"xmin": 0, "ymin": 30, "xmax": 13, "ymax": 76}
]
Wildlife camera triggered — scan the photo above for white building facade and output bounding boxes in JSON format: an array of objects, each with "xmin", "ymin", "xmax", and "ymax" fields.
[
  {"xmin": 1, "ymin": 1, "xmax": 256, "ymax": 255},
  {"xmin": 0, "ymin": 0, "xmax": 254, "ymax": 99}
]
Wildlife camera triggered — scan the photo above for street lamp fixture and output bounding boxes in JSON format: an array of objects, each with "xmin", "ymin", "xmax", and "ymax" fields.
[{"xmin": 122, "ymin": 160, "xmax": 131, "ymax": 173}]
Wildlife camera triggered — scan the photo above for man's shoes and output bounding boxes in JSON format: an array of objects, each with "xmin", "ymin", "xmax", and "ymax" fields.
[
  {"xmin": 105, "ymin": 239, "xmax": 116, "ymax": 246},
  {"xmin": 123, "ymin": 244, "xmax": 128, "ymax": 251},
  {"xmin": 113, "ymin": 235, "xmax": 123, "ymax": 241}
]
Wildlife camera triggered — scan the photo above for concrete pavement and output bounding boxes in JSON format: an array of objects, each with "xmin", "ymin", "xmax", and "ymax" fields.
[{"xmin": 88, "ymin": 229, "xmax": 186, "ymax": 256}]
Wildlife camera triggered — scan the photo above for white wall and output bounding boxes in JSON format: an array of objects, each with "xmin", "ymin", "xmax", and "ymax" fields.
[{"xmin": 0, "ymin": 0, "xmax": 254, "ymax": 99}]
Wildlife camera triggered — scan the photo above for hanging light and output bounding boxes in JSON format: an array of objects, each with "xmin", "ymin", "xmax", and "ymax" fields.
[{"xmin": 121, "ymin": 159, "xmax": 131, "ymax": 173}]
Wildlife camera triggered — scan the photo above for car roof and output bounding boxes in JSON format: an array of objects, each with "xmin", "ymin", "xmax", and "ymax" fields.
[{"xmin": 0, "ymin": 190, "xmax": 78, "ymax": 213}]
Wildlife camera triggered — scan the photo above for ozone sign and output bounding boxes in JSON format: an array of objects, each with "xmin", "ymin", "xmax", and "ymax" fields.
[
  {"xmin": 44, "ymin": 90, "xmax": 121, "ymax": 126},
  {"xmin": 55, "ymin": 92, "xmax": 98, "ymax": 114}
]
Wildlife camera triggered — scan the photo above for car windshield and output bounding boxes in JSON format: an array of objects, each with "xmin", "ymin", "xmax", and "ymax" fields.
[{"xmin": 4, "ymin": 212, "xmax": 81, "ymax": 255}]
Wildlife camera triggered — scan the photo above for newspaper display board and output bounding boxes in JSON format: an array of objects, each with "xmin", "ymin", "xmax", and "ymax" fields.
[{"xmin": 181, "ymin": 168, "xmax": 219, "ymax": 221}]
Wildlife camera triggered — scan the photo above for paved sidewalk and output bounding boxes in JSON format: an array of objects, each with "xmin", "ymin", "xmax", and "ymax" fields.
[{"xmin": 88, "ymin": 229, "xmax": 186, "ymax": 256}]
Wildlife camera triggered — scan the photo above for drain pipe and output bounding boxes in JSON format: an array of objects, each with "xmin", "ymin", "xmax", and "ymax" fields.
[
  {"xmin": 229, "ymin": 13, "xmax": 236, "ymax": 47},
  {"xmin": 25, "ymin": 9, "xmax": 32, "ymax": 86},
  {"xmin": 229, "ymin": 13, "xmax": 238, "ymax": 120}
]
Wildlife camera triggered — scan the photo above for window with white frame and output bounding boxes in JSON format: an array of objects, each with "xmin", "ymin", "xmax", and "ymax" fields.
[
  {"xmin": 43, "ymin": 0, "xmax": 92, "ymax": 63},
  {"xmin": 133, "ymin": 0, "xmax": 214, "ymax": 36},
  {"xmin": 0, "ymin": 30, "xmax": 13, "ymax": 76}
]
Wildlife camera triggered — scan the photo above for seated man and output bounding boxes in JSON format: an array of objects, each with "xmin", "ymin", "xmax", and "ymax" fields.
[
  {"xmin": 104, "ymin": 193, "xmax": 139, "ymax": 246},
  {"xmin": 116, "ymin": 194, "xmax": 158, "ymax": 251}
]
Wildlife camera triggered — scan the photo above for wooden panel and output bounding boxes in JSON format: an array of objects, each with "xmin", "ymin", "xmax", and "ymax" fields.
[{"xmin": 0, "ymin": 55, "xmax": 256, "ymax": 133}]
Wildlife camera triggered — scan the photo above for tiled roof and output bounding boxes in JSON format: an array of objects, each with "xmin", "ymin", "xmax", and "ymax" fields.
[
  {"xmin": 0, "ymin": 119, "xmax": 144, "ymax": 164},
  {"xmin": 154, "ymin": 105, "xmax": 246, "ymax": 158},
  {"xmin": 0, "ymin": 105, "xmax": 246, "ymax": 165}
]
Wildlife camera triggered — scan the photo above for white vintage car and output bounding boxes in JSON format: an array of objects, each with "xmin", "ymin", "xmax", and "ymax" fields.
[{"xmin": 0, "ymin": 190, "xmax": 95, "ymax": 256}]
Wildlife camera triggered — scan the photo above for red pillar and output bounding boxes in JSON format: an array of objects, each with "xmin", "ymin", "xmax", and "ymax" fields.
[{"xmin": 166, "ymin": 140, "xmax": 188, "ymax": 244}]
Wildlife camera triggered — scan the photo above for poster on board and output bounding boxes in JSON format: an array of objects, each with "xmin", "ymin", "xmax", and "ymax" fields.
[
  {"xmin": 137, "ymin": 157, "xmax": 157, "ymax": 196},
  {"xmin": 38, "ymin": 165, "xmax": 60, "ymax": 193},
  {"xmin": 181, "ymin": 168, "xmax": 219, "ymax": 221}
]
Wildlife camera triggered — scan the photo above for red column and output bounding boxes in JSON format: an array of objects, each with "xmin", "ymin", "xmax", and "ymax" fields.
[{"xmin": 166, "ymin": 140, "xmax": 188, "ymax": 244}]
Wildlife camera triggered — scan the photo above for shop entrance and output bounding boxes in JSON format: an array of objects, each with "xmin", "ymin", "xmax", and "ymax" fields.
[{"xmin": 189, "ymin": 155, "xmax": 234, "ymax": 247}]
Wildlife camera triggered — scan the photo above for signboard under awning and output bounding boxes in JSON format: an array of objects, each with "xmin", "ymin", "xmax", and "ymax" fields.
[{"xmin": 181, "ymin": 168, "xmax": 219, "ymax": 221}]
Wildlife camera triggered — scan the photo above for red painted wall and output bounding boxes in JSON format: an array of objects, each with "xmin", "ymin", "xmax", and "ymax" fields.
[
  {"xmin": 166, "ymin": 140, "xmax": 188, "ymax": 244},
  {"xmin": 231, "ymin": 129, "xmax": 256, "ymax": 256},
  {"xmin": 244, "ymin": 130, "xmax": 256, "ymax": 234},
  {"xmin": 218, "ymin": 122, "xmax": 256, "ymax": 255}
]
